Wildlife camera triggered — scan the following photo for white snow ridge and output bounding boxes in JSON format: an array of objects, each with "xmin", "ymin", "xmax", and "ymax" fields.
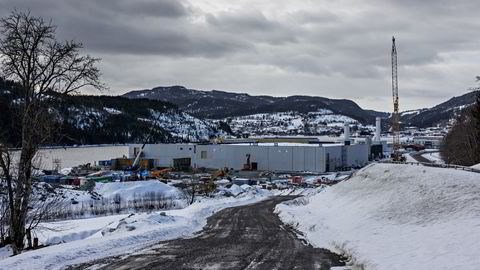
[{"xmin": 276, "ymin": 163, "xmax": 480, "ymax": 270}]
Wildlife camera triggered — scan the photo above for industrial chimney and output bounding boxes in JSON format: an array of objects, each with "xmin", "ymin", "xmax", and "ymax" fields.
[
  {"xmin": 375, "ymin": 117, "xmax": 381, "ymax": 142},
  {"xmin": 344, "ymin": 123, "xmax": 350, "ymax": 145}
]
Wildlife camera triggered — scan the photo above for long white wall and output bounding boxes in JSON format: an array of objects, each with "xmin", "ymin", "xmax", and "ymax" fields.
[
  {"xmin": 24, "ymin": 145, "xmax": 131, "ymax": 170},
  {"xmin": 135, "ymin": 143, "xmax": 372, "ymax": 173},
  {"xmin": 27, "ymin": 143, "xmax": 369, "ymax": 172},
  {"xmin": 193, "ymin": 145, "xmax": 328, "ymax": 172}
]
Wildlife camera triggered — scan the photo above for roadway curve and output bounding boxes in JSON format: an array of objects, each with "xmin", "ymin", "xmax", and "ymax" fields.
[{"xmin": 70, "ymin": 196, "xmax": 346, "ymax": 270}]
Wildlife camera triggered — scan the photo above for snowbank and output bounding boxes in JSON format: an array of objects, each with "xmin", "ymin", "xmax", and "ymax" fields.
[
  {"xmin": 276, "ymin": 163, "xmax": 480, "ymax": 270},
  {"xmin": 94, "ymin": 180, "xmax": 181, "ymax": 200},
  {"xmin": 471, "ymin": 163, "xmax": 480, "ymax": 170},
  {"xmin": 0, "ymin": 246, "xmax": 13, "ymax": 260},
  {"xmin": 227, "ymin": 184, "xmax": 244, "ymax": 196},
  {"xmin": 0, "ymin": 193, "xmax": 270, "ymax": 270}
]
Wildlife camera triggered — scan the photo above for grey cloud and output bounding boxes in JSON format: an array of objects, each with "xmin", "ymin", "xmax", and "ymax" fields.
[
  {"xmin": 106, "ymin": 0, "xmax": 189, "ymax": 18},
  {"xmin": 57, "ymin": 15, "xmax": 250, "ymax": 57},
  {"xmin": 205, "ymin": 10, "xmax": 298, "ymax": 45},
  {"xmin": 290, "ymin": 10, "xmax": 339, "ymax": 25},
  {"xmin": 0, "ymin": 0, "xmax": 251, "ymax": 57},
  {"xmin": 1, "ymin": 0, "xmax": 480, "ymax": 111}
]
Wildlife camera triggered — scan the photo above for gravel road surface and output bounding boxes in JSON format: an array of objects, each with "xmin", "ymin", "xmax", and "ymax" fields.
[{"xmin": 70, "ymin": 196, "xmax": 346, "ymax": 270}]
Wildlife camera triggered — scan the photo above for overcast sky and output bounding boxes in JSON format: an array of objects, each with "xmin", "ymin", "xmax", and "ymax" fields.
[{"xmin": 1, "ymin": 0, "xmax": 480, "ymax": 111}]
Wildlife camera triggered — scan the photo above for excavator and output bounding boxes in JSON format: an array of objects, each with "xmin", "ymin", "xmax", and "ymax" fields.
[
  {"xmin": 196, "ymin": 168, "xmax": 228, "ymax": 195},
  {"xmin": 151, "ymin": 168, "xmax": 173, "ymax": 178}
]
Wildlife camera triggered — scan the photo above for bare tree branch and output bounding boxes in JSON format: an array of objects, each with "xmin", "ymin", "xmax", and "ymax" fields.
[{"xmin": 0, "ymin": 10, "xmax": 104, "ymax": 254}]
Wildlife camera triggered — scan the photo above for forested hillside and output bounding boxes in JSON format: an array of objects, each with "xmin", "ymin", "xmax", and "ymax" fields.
[
  {"xmin": 0, "ymin": 78, "xmax": 228, "ymax": 146},
  {"xmin": 123, "ymin": 86, "xmax": 376, "ymax": 123}
]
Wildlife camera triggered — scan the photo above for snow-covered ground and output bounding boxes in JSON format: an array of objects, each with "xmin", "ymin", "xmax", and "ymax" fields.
[
  {"xmin": 276, "ymin": 163, "xmax": 480, "ymax": 270},
  {"xmin": 0, "ymin": 185, "xmax": 273, "ymax": 270},
  {"xmin": 403, "ymin": 152, "xmax": 417, "ymax": 162},
  {"xmin": 94, "ymin": 180, "xmax": 181, "ymax": 201},
  {"xmin": 471, "ymin": 163, "xmax": 480, "ymax": 170}
]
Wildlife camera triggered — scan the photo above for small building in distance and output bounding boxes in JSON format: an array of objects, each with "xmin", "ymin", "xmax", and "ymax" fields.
[{"xmin": 412, "ymin": 136, "xmax": 443, "ymax": 149}]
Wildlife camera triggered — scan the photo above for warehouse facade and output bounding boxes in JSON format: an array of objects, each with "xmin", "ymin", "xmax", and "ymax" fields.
[{"xmin": 131, "ymin": 143, "xmax": 369, "ymax": 173}]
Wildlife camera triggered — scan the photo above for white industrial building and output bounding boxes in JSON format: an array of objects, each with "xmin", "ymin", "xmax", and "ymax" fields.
[
  {"xmin": 129, "ymin": 142, "xmax": 369, "ymax": 173},
  {"xmin": 124, "ymin": 123, "xmax": 371, "ymax": 173},
  {"xmin": 32, "ymin": 122, "xmax": 375, "ymax": 173}
]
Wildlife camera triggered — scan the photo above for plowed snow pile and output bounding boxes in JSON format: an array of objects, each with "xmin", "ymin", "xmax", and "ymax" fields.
[
  {"xmin": 95, "ymin": 180, "xmax": 181, "ymax": 200},
  {"xmin": 276, "ymin": 163, "xmax": 480, "ymax": 270}
]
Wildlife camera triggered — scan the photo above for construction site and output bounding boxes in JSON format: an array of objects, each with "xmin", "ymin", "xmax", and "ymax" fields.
[{"xmin": 33, "ymin": 38, "xmax": 411, "ymax": 195}]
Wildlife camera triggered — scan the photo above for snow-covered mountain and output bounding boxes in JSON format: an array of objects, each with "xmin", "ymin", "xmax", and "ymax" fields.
[
  {"xmin": 122, "ymin": 86, "xmax": 376, "ymax": 124},
  {"xmin": 400, "ymin": 90, "xmax": 479, "ymax": 127}
]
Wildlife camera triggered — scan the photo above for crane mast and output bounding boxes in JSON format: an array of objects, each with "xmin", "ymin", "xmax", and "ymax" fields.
[{"xmin": 391, "ymin": 36, "xmax": 401, "ymax": 160}]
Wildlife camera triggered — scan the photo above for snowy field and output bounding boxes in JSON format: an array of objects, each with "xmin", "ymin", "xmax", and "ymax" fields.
[
  {"xmin": 276, "ymin": 163, "xmax": 480, "ymax": 270},
  {"xmin": 0, "ymin": 184, "xmax": 311, "ymax": 270}
]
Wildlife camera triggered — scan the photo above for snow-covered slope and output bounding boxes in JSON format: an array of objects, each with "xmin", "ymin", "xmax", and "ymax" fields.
[
  {"xmin": 215, "ymin": 109, "xmax": 359, "ymax": 136},
  {"xmin": 400, "ymin": 90, "xmax": 478, "ymax": 127},
  {"xmin": 61, "ymin": 105, "xmax": 226, "ymax": 142},
  {"xmin": 276, "ymin": 163, "xmax": 480, "ymax": 270}
]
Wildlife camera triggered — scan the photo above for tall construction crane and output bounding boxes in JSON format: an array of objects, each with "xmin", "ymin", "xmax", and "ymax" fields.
[{"xmin": 391, "ymin": 36, "xmax": 402, "ymax": 161}]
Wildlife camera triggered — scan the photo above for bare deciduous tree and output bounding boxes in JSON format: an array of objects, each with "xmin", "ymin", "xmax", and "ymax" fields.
[{"xmin": 0, "ymin": 10, "xmax": 104, "ymax": 255}]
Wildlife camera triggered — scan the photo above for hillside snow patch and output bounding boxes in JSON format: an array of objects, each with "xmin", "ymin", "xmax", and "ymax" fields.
[{"xmin": 276, "ymin": 163, "xmax": 480, "ymax": 270}]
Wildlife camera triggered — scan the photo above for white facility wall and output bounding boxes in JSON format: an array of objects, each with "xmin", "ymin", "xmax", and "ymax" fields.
[
  {"xmin": 194, "ymin": 145, "xmax": 229, "ymax": 169},
  {"xmin": 315, "ymin": 147, "xmax": 326, "ymax": 172},
  {"xmin": 304, "ymin": 147, "xmax": 317, "ymax": 172},
  {"xmin": 292, "ymin": 147, "xmax": 305, "ymax": 171},
  {"xmin": 189, "ymin": 144, "xmax": 332, "ymax": 172},
  {"xmin": 346, "ymin": 144, "xmax": 369, "ymax": 167},
  {"xmin": 140, "ymin": 144, "xmax": 195, "ymax": 167},
  {"xmin": 133, "ymin": 143, "xmax": 367, "ymax": 173},
  {"xmin": 229, "ymin": 146, "xmax": 270, "ymax": 170},
  {"xmin": 34, "ymin": 145, "xmax": 131, "ymax": 170},
  {"xmin": 324, "ymin": 146, "xmax": 342, "ymax": 171},
  {"xmin": 267, "ymin": 146, "xmax": 293, "ymax": 171}
]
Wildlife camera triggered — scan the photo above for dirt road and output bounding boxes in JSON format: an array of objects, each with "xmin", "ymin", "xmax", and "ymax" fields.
[
  {"xmin": 70, "ymin": 196, "xmax": 346, "ymax": 270},
  {"xmin": 410, "ymin": 151, "xmax": 436, "ymax": 163}
]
